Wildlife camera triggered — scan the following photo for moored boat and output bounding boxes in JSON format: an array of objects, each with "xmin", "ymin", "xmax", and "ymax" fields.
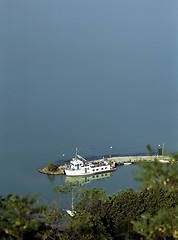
[
  {"xmin": 159, "ymin": 158, "xmax": 170, "ymax": 163},
  {"xmin": 123, "ymin": 159, "xmax": 132, "ymax": 166},
  {"xmin": 64, "ymin": 152, "xmax": 116, "ymax": 177},
  {"xmin": 123, "ymin": 161, "xmax": 132, "ymax": 166}
]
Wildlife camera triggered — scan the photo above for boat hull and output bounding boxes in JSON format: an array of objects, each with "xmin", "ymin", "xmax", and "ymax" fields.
[
  {"xmin": 123, "ymin": 162, "xmax": 132, "ymax": 166},
  {"xmin": 65, "ymin": 167, "xmax": 116, "ymax": 177},
  {"xmin": 159, "ymin": 159, "xmax": 170, "ymax": 163}
]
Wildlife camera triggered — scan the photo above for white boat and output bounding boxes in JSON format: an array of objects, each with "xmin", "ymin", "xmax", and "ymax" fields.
[
  {"xmin": 123, "ymin": 159, "xmax": 132, "ymax": 166},
  {"xmin": 66, "ymin": 189, "xmax": 76, "ymax": 217},
  {"xmin": 159, "ymin": 159, "xmax": 170, "ymax": 163},
  {"xmin": 66, "ymin": 209, "xmax": 76, "ymax": 217},
  {"xmin": 65, "ymin": 152, "xmax": 116, "ymax": 177},
  {"xmin": 123, "ymin": 162, "xmax": 132, "ymax": 166}
]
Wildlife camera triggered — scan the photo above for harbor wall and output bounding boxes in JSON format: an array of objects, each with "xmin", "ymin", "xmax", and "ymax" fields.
[{"xmin": 108, "ymin": 155, "xmax": 167, "ymax": 165}]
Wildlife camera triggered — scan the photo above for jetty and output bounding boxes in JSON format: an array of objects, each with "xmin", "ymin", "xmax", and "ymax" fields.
[
  {"xmin": 110, "ymin": 155, "xmax": 166, "ymax": 165},
  {"xmin": 39, "ymin": 155, "xmax": 170, "ymax": 176}
]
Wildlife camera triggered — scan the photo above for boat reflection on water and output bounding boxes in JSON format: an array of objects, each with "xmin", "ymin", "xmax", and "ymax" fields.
[{"xmin": 65, "ymin": 172, "xmax": 112, "ymax": 187}]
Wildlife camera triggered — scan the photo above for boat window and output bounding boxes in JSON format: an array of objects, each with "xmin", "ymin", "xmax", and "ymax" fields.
[
  {"xmin": 96, "ymin": 169, "xmax": 99, "ymax": 171},
  {"xmin": 93, "ymin": 169, "xmax": 95, "ymax": 171},
  {"xmin": 105, "ymin": 167, "xmax": 107, "ymax": 169},
  {"xmin": 101, "ymin": 168, "xmax": 103, "ymax": 170}
]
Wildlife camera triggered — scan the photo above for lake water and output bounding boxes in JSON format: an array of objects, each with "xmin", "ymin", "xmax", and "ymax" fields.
[{"xmin": 0, "ymin": 1, "xmax": 178, "ymax": 200}]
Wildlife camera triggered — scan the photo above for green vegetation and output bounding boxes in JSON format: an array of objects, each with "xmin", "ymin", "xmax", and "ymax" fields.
[
  {"xmin": 173, "ymin": 152, "xmax": 178, "ymax": 161},
  {"xmin": 0, "ymin": 194, "xmax": 45, "ymax": 240},
  {"xmin": 47, "ymin": 162, "xmax": 58, "ymax": 172},
  {"xmin": 146, "ymin": 144, "xmax": 152, "ymax": 156},
  {"xmin": 0, "ymin": 154, "xmax": 178, "ymax": 239}
]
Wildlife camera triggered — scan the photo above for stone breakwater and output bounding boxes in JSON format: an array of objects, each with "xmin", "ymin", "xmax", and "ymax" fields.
[
  {"xmin": 110, "ymin": 155, "xmax": 165, "ymax": 165},
  {"xmin": 39, "ymin": 155, "xmax": 167, "ymax": 175}
]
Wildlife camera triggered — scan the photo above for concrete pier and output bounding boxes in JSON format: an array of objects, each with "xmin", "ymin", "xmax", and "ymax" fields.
[{"xmin": 108, "ymin": 155, "xmax": 168, "ymax": 165}]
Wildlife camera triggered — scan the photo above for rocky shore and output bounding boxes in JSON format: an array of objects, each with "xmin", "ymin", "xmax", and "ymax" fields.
[{"xmin": 39, "ymin": 165, "xmax": 67, "ymax": 175}]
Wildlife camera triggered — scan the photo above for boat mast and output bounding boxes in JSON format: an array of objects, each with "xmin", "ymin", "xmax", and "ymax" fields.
[
  {"xmin": 162, "ymin": 142, "xmax": 164, "ymax": 155},
  {"xmin": 75, "ymin": 148, "xmax": 78, "ymax": 157}
]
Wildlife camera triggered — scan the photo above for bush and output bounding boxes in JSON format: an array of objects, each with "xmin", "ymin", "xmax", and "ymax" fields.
[{"xmin": 47, "ymin": 162, "xmax": 58, "ymax": 172}]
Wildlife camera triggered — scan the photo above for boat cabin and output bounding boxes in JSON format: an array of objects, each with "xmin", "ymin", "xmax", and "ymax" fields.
[{"xmin": 69, "ymin": 158, "xmax": 85, "ymax": 170}]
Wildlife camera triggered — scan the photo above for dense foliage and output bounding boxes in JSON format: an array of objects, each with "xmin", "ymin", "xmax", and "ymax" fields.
[
  {"xmin": 0, "ymin": 155, "xmax": 178, "ymax": 239},
  {"xmin": 0, "ymin": 194, "xmax": 44, "ymax": 240}
]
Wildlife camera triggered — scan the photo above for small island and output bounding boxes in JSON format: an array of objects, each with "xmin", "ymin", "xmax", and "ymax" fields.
[{"xmin": 39, "ymin": 162, "xmax": 67, "ymax": 175}]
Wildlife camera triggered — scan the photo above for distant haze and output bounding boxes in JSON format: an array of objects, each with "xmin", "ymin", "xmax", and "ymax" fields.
[{"xmin": 0, "ymin": 0, "xmax": 178, "ymax": 161}]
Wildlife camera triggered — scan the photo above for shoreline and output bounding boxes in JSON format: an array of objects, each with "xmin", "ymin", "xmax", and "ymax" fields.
[
  {"xmin": 39, "ymin": 155, "xmax": 168, "ymax": 175},
  {"xmin": 39, "ymin": 164, "xmax": 67, "ymax": 175}
]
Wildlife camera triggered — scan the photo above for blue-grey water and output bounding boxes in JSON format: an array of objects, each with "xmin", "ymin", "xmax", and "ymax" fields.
[{"xmin": 0, "ymin": 0, "xmax": 178, "ymax": 202}]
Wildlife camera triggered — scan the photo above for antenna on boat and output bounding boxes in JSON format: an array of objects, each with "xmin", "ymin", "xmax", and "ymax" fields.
[{"xmin": 75, "ymin": 147, "xmax": 78, "ymax": 157}]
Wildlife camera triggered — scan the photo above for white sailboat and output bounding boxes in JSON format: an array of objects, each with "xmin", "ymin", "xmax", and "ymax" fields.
[
  {"xmin": 66, "ymin": 189, "xmax": 76, "ymax": 217},
  {"xmin": 158, "ymin": 142, "xmax": 170, "ymax": 163}
]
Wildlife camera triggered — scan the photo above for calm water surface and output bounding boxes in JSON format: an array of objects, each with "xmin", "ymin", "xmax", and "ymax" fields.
[{"xmin": 0, "ymin": 1, "xmax": 178, "ymax": 200}]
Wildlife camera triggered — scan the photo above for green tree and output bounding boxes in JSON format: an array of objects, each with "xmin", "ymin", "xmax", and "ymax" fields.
[
  {"xmin": 138, "ymin": 185, "xmax": 178, "ymax": 216},
  {"xmin": 65, "ymin": 188, "xmax": 142, "ymax": 240},
  {"xmin": 146, "ymin": 144, "xmax": 152, "ymax": 156},
  {"xmin": 105, "ymin": 189, "xmax": 141, "ymax": 239},
  {"xmin": 66, "ymin": 188, "xmax": 111, "ymax": 240},
  {"xmin": 0, "ymin": 194, "xmax": 44, "ymax": 240},
  {"xmin": 134, "ymin": 160, "xmax": 178, "ymax": 191},
  {"xmin": 47, "ymin": 162, "xmax": 58, "ymax": 172},
  {"xmin": 37, "ymin": 205, "xmax": 64, "ymax": 240},
  {"xmin": 133, "ymin": 160, "xmax": 178, "ymax": 239},
  {"xmin": 172, "ymin": 152, "xmax": 178, "ymax": 161},
  {"xmin": 133, "ymin": 207, "xmax": 178, "ymax": 240}
]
